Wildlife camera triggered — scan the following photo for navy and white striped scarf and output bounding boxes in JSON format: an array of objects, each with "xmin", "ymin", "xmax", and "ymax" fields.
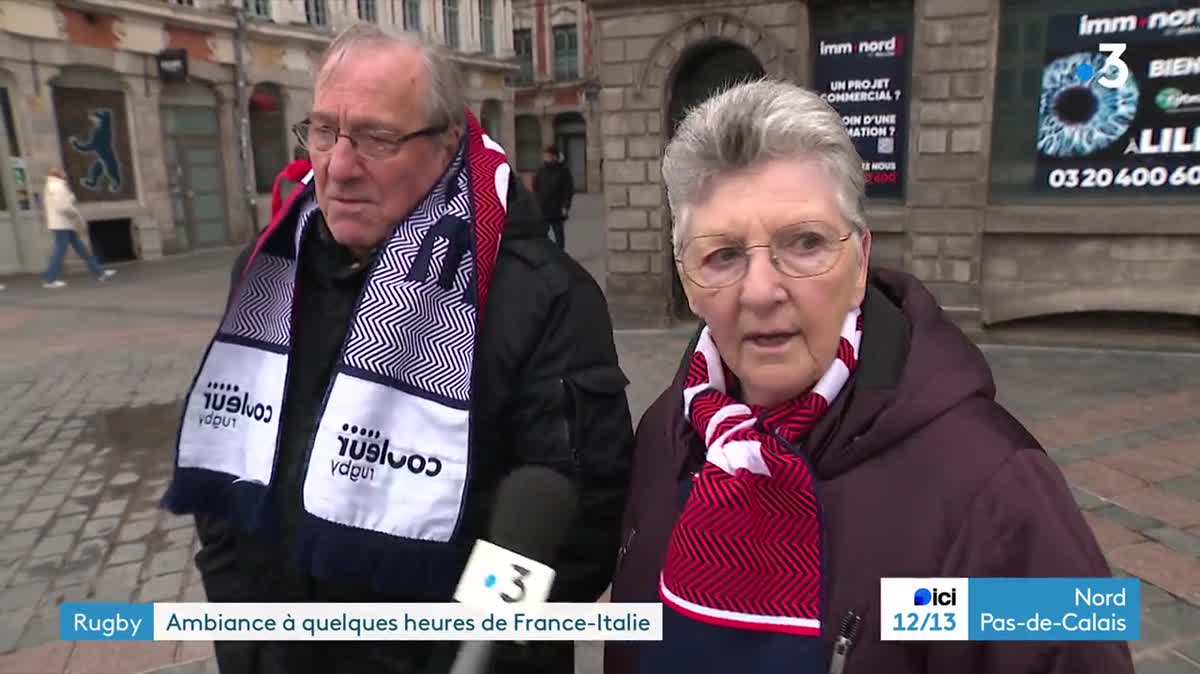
[{"xmin": 163, "ymin": 113, "xmax": 510, "ymax": 596}]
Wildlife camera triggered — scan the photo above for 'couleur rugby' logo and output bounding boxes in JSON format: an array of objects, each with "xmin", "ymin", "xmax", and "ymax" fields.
[
  {"xmin": 330, "ymin": 423, "xmax": 443, "ymax": 483},
  {"xmin": 198, "ymin": 381, "xmax": 274, "ymax": 429}
]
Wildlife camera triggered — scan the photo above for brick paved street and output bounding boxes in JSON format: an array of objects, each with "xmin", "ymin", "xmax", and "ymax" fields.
[{"xmin": 0, "ymin": 219, "xmax": 1198, "ymax": 672}]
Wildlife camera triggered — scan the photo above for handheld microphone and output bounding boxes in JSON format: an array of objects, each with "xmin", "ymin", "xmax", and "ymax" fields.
[{"xmin": 446, "ymin": 465, "xmax": 580, "ymax": 674}]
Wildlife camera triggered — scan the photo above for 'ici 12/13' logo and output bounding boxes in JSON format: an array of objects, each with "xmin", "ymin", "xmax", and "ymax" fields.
[
  {"xmin": 199, "ymin": 381, "xmax": 274, "ymax": 429},
  {"xmin": 331, "ymin": 423, "xmax": 444, "ymax": 483}
]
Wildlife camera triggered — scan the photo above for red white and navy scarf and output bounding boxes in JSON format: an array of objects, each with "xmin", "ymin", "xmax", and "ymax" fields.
[{"xmin": 651, "ymin": 308, "xmax": 862, "ymax": 670}]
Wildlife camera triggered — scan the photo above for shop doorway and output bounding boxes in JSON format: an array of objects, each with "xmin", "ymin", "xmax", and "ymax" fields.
[
  {"xmin": 160, "ymin": 83, "xmax": 230, "ymax": 249},
  {"xmin": 554, "ymin": 112, "xmax": 587, "ymax": 193}
]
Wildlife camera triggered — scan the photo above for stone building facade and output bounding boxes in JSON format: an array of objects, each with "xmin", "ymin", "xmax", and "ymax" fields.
[
  {"xmin": 0, "ymin": 0, "xmax": 516, "ymax": 277},
  {"xmin": 588, "ymin": 0, "xmax": 1200, "ymax": 328},
  {"xmin": 510, "ymin": 0, "xmax": 602, "ymax": 193}
]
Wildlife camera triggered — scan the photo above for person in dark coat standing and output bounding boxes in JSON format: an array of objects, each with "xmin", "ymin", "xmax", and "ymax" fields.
[
  {"xmin": 162, "ymin": 24, "xmax": 634, "ymax": 674},
  {"xmin": 533, "ymin": 144, "xmax": 574, "ymax": 250},
  {"xmin": 605, "ymin": 79, "xmax": 1135, "ymax": 674}
]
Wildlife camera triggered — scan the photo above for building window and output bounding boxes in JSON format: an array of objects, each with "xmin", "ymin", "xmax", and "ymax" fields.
[
  {"xmin": 481, "ymin": 99, "xmax": 502, "ymax": 141},
  {"xmin": 0, "ymin": 88, "xmax": 19, "ymax": 158},
  {"xmin": 444, "ymin": 0, "xmax": 460, "ymax": 49},
  {"xmin": 513, "ymin": 29, "xmax": 533, "ymax": 84},
  {"xmin": 305, "ymin": 0, "xmax": 328, "ymax": 26},
  {"xmin": 357, "ymin": 0, "xmax": 378, "ymax": 22},
  {"xmin": 989, "ymin": 0, "xmax": 1191, "ymax": 202},
  {"xmin": 246, "ymin": 0, "xmax": 270, "ymax": 19},
  {"xmin": 515, "ymin": 115, "xmax": 542, "ymax": 171},
  {"xmin": 553, "ymin": 25, "xmax": 578, "ymax": 81},
  {"xmin": 0, "ymin": 87, "xmax": 20, "ymax": 211},
  {"xmin": 403, "ymin": 0, "xmax": 421, "ymax": 31},
  {"xmin": 249, "ymin": 83, "xmax": 288, "ymax": 194},
  {"xmin": 479, "ymin": 0, "xmax": 495, "ymax": 55}
]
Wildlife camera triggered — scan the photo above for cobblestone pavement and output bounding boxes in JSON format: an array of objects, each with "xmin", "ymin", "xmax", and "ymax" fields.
[{"xmin": 0, "ymin": 243, "xmax": 1197, "ymax": 673}]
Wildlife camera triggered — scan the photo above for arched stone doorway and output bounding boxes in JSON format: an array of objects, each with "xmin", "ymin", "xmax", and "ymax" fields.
[{"xmin": 665, "ymin": 41, "xmax": 765, "ymax": 318}]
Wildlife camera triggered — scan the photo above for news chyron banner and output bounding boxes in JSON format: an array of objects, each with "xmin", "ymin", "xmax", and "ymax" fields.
[
  {"xmin": 813, "ymin": 31, "xmax": 910, "ymax": 199},
  {"xmin": 1037, "ymin": 6, "xmax": 1200, "ymax": 192},
  {"xmin": 881, "ymin": 577, "xmax": 1141, "ymax": 641},
  {"xmin": 60, "ymin": 603, "xmax": 664, "ymax": 641}
]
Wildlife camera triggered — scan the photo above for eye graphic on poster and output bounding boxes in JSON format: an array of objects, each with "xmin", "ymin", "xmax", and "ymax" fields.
[{"xmin": 1037, "ymin": 51, "xmax": 1140, "ymax": 158}]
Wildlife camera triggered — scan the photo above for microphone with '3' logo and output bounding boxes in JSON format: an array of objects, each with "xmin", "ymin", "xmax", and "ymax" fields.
[{"xmin": 447, "ymin": 466, "xmax": 580, "ymax": 674}]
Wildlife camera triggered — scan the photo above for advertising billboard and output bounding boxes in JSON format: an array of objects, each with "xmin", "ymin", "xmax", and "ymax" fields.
[
  {"xmin": 813, "ymin": 30, "xmax": 910, "ymax": 199},
  {"xmin": 1036, "ymin": 6, "xmax": 1200, "ymax": 192}
]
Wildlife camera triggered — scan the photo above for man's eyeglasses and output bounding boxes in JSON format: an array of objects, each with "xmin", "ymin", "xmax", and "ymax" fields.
[
  {"xmin": 292, "ymin": 120, "xmax": 448, "ymax": 161},
  {"xmin": 676, "ymin": 222, "xmax": 855, "ymax": 289}
]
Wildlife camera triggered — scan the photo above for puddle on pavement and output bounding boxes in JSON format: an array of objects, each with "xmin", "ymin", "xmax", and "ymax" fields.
[
  {"xmin": 72, "ymin": 401, "xmax": 187, "ymax": 556},
  {"xmin": 84, "ymin": 401, "xmax": 183, "ymax": 454},
  {"xmin": 0, "ymin": 401, "xmax": 193, "ymax": 590}
]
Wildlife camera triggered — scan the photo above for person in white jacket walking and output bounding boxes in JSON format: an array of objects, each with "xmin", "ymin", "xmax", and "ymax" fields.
[{"xmin": 42, "ymin": 167, "xmax": 115, "ymax": 288}]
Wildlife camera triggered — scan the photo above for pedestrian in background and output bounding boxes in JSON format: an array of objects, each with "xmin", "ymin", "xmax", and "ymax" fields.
[
  {"xmin": 533, "ymin": 144, "xmax": 574, "ymax": 251},
  {"xmin": 41, "ymin": 167, "xmax": 115, "ymax": 288}
]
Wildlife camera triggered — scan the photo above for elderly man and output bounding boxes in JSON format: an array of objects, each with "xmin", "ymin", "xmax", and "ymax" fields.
[{"xmin": 163, "ymin": 25, "xmax": 634, "ymax": 674}]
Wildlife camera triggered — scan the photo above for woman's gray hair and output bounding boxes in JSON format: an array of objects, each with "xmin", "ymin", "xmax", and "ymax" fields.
[
  {"xmin": 315, "ymin": 23, "xmax": 467, "ymax": 130},
  {"xmin": 663, "ymin": 78, "xmax": 868, "ymax": 256}
]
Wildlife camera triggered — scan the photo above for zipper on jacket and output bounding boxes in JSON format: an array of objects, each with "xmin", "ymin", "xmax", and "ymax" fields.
[
  {"xmin": 561, "ymin": 377, "xmax": 581, "ymax": 473},
  {"xmin": 616, "ymin": 527, "xmax": 636, "ymax": 572},
  {"xmin": 828, "ymin": 610, "xmax": 862, "ymax": 674}
]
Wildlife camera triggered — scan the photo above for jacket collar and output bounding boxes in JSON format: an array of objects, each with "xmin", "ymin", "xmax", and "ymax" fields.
[{"xmin": 807, "ymin": 281, "xmax": 910, "ymax": 477}]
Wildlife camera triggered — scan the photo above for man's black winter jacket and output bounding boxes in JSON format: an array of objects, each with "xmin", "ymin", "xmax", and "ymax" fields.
[{"xmin": 192, "ymin": 169, "xmax": 634, "ymax": 674}]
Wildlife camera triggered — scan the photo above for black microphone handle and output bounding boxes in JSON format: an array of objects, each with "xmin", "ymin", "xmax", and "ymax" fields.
[{"xmin": 447, "ymin": 640, "xmax": 495, "ymax": 674}]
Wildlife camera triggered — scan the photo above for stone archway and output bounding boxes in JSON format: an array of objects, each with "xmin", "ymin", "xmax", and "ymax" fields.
[
  {"xmin": 663, "ymin": 40, "xmax": 767, "ymax": 318},
  {"xmin": 623, "ymin": 13, "xmax": 788, "ymax": 319},
  {"xmin": 635, "ymin": 12, "xmax": 790, "ymax": 98}
]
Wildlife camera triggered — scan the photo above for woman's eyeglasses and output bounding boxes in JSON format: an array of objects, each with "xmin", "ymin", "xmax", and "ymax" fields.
[{"xmin": 676, "ymin": 223, "xmax": 855, "ymax": 289}]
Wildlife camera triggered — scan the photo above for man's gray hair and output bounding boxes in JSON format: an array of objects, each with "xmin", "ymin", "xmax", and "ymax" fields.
[
  {"xmin": 316, "ymin": 23, "xmax": 467, "ymax": 130},
  {"xmin": 663, "ymin": 78, "xmax": 868, "ymax": 255}
]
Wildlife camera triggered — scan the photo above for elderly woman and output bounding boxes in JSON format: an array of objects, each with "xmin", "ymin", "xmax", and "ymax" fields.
[{"xmin": 604, "ymin": 80, "xmax": 1134, "ymax": 674}]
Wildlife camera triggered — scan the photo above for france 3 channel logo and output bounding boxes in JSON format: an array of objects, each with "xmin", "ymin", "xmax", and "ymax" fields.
[
  {"xmin": 880, "ymin": 578, "xmax": 970, "ymax": 641},
  {"xmin": 1079, "ymin": 43, "xmax": 1130, "ymax": 89}
]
